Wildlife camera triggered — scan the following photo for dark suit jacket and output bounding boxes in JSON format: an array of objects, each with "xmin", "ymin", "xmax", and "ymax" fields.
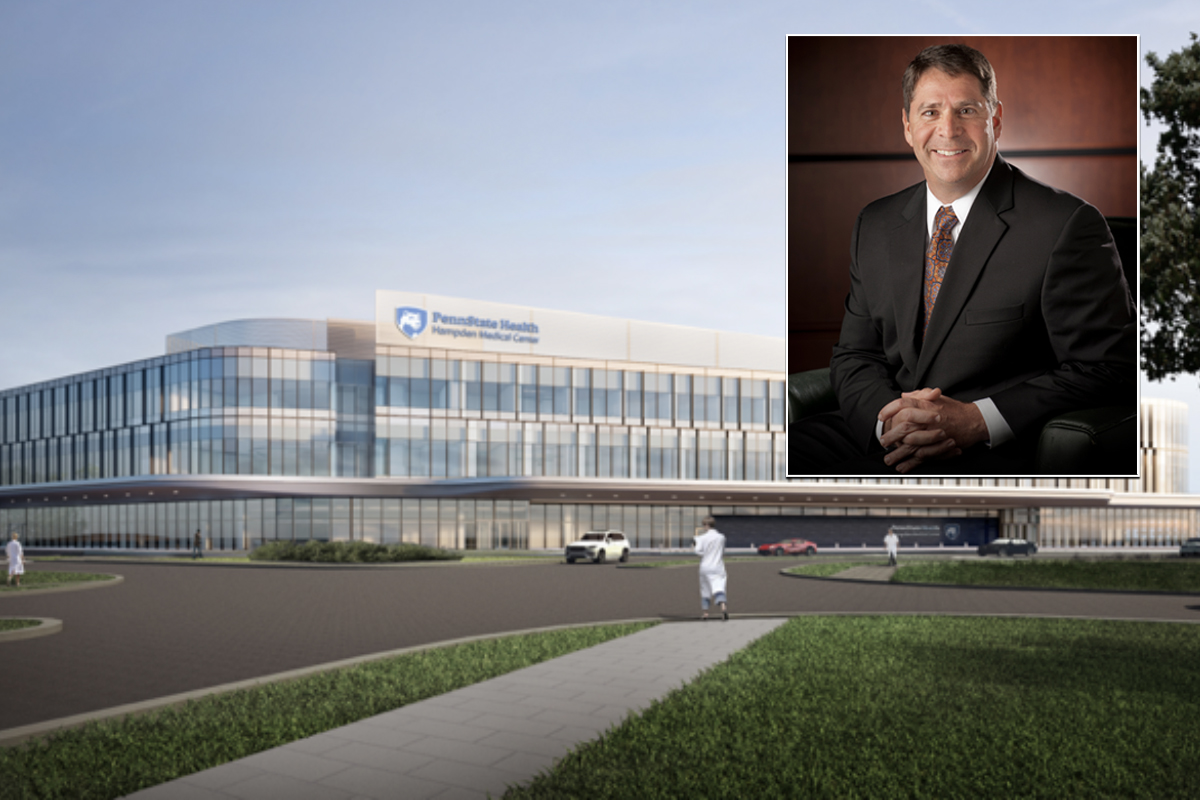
[{"xmin": 829, "ymin": 155, "xmax": 1135, "ymax": 454}]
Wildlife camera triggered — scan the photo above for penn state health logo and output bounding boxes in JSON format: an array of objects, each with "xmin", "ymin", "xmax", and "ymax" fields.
[{"xmin": 396, "ymin": 307, "xmax": 428, "ymax": 340}]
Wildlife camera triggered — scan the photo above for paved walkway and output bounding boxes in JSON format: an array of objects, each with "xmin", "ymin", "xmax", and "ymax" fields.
[{"xmin": 124, "ymin": 619, "xmax": 787, "ymax": 800}]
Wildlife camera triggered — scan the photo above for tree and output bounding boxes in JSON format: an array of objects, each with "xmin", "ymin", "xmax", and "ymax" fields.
[{"xmin": 1141, "ymin": 33, "xmax": 1200, "ymax": 381}]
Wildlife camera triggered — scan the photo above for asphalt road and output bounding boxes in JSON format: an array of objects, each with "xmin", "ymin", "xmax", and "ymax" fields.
[{"xmin": 2, "ymin": 556, "xmax": 1199, "ymax": 732}]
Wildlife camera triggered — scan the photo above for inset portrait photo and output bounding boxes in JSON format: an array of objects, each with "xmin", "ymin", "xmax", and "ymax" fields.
[{"xmin": 786, "ymin": 35, "xmax": 1138, "ymax": 478}]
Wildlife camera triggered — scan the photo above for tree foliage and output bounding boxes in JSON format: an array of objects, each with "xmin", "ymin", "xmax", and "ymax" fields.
[{"xmin": 1141, "ymin": 33, "xmax": 1200, "ymax": 381}]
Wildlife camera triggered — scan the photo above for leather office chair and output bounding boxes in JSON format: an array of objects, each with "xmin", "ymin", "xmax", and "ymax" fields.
[{"xmin": 787, "ymin": 216, "xmax": 1137, "ymax": 475}]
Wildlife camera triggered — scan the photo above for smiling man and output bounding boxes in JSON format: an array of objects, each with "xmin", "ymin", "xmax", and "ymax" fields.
[{"xmin": 788, "ymin": 43, "xmax": 1134, "ymax": 475}]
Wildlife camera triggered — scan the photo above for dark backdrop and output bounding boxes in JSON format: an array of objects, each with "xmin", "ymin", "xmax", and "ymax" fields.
[{"xmin": 787, "ymin": 36, "xmax": 1138, "ymax": 374}]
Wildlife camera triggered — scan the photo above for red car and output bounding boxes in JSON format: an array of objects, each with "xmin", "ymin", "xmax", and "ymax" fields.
[{"xmin": 757, "ymin": 539, "xmax": 818, "ymax": 556}]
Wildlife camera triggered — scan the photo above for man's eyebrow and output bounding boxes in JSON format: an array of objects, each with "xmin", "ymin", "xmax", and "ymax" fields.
[{"xmin": 916, "ymin": 98, "xmax": 986, "ymax": 110}]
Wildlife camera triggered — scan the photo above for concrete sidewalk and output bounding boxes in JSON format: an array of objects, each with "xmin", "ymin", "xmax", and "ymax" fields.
[{"xmin": 124, "ymin": 618, "xmax": 788, "ymax": 800}]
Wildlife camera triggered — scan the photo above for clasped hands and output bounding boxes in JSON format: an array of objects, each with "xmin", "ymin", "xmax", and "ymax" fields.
[{"xmin": 878, "ymin": 388, "xmax": 988, "ymax": 473}]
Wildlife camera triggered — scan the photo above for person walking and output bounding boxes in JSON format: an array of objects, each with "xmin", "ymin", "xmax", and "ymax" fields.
[
  {"xmin": 192, "ymin": 529, "xmax": 203, "ymax": 560},
  {"xmin": 6, "ymin": 532, "xmax": 25, "ymax": 587},
  {"xmin": 693, "ymin": 516, "xmax": 728, "ymax": 621},
  {"xmin": 884, "ymin": 527, "xmax": 900, "ymax": 567}
]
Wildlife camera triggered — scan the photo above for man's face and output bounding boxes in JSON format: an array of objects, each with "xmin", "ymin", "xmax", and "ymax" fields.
[{"xmin": 903, "ymin": 68, "xmax": 1002, "ymax": 203}]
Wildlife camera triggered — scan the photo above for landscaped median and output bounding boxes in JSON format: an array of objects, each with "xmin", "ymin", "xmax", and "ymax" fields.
[
  {"xmin": 892, "ymin": 559, "xmax": 1200, "ymax": 593},
  {"xmin": 785, "ymin": 557, "xmax": 1200, "ymax": 593},
  {"xmin": 0, "ymin": 571, "xmax": 120, "ymax": 594},
  {"xmin": 0, "ymin": 619, "xmax": 39, "ymax": 632},
  {"xmin": 0, "ymin": 618, "xmax": 62, "ymax": 643},
  {"xmin": 507, "ymin": 616, "xmax": 1200, "ymax": 798},
  {"xmin": 0, "ymin": 621, "xmax": 654, "ymax": 800}
]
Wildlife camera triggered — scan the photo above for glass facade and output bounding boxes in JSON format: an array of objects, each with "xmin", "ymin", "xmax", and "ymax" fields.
[
  {"xmin": 0, "ymin": 348, "xmax": 338, "ymax": 484},
  {"xmin": 0, "ymin": 313, "xmax": 1194, "ymax": 552},
  {"xmin": 373, "ymin": 351, "xmax": 786, "ymax": 482},
  {"xmin": 0, "ymin": 347, "xmax": 786, "ymax": 486}
]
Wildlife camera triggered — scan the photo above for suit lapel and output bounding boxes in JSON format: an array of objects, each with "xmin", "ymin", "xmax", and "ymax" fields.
[
  {"xmin": 914, "ymin": 157, "xmax": 1015, "ymax": 385},
  {"xmin": 888, "ymin": 186, "xmax": 926, "ymax": 379}
]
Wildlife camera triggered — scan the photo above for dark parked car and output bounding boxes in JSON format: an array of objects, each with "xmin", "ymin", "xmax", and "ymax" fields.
[
  {"xmin": 757, "ymin": 539, "xmax": 818, "ymax": 557},
  {"xmin": 977, "ymin": 538, "xmax": 1038, "ymax": 557},
  {"xmin": 1180, "ymin": 538, "xmax": 1200, "ymax": 558}
]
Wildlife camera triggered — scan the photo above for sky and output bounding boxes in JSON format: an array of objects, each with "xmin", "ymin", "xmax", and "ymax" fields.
[{"xmin": 2, "ymin": 1, "xmax": 1199, "ymax": 486}]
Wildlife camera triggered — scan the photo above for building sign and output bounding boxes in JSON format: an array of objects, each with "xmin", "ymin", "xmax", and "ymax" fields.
[
  {"xmin": 395, "ymin": 307, "xmax": 429, "ymax": 340},
  {"xmin": 426, "ymin": 311, "xmax": 540, "ymax": 344},
  {"xmin": 374, "ymin": 290, "xmax": 785, "ymax": 371}
]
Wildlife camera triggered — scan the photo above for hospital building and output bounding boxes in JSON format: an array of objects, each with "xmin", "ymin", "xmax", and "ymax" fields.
[{"xmin": 0, "ymin": 291, "xmax": 1194, "ymax": 552}]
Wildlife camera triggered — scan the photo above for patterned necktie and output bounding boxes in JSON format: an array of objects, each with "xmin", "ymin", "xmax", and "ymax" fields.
[{"xmin": 923, "ymin": 205, "xmax": 958, "ymax": 339}]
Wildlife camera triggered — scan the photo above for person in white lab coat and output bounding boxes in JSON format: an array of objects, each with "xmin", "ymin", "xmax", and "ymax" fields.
[
  {"xmin": 884, "ymin": 527, "xmax": 900, "ymax": 567},
  {"xmin": 693, "ymin": 516, "xmax": 728, "ymax": 621},
  {"xmin": 6, "ymin": 532, "xmax": 25, "ymax": 587}
]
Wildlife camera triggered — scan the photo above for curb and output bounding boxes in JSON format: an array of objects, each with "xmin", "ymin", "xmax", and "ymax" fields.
[{"xmin": 0, "ymin": 618, "xmax": 62, "ymax": 643}]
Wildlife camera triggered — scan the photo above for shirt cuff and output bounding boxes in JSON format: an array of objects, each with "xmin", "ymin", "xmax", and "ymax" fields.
[{"xmin": 975, "ymin": 397, "xmax": 1014, "ymax": 448}]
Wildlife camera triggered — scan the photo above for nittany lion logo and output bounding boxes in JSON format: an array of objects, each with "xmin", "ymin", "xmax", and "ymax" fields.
[
  {"xmin": 943, "ymin": 524, "xmax": 960, "ymax": 542},
  {"xmin": 396, "ymin": 307, "xmax": 428, "ymax": 340}
]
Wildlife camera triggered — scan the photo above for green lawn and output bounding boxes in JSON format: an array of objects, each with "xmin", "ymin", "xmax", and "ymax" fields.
[
  {"xmin": 0, "ymin": 571, "xmax": 116, "ymax": 592},
  {"xmin": 0, "ymin": 622, "xmax": 654, "ymax": 800},
  {"xmin": 894, "ymin": 558, "xmax": 1200, "ymax": 592},
  {"xmin": 508, "ymin": 616, "xmax": 1200, "ymax": 799}
]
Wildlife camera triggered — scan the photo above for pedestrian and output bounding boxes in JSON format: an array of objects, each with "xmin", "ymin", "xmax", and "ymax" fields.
[
  {"xmin": 192, "ymin": 529, "xmax": 202, "ymax": 560},
  {"xmin": 693, "ymin": 516, "xmax": 728, "ymax": 621},
  {"xmin": 884, "ymin": 527, "xmax": 899, "ymax": 567},
  {"xmin": 6, "ymin": 532, "xmax": 25, "ymax": 587}
]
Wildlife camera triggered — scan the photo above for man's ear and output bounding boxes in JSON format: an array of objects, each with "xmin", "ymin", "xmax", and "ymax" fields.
[{"xmin": 902, "ymin": 107, "xmax": 913, "ymax": 148}]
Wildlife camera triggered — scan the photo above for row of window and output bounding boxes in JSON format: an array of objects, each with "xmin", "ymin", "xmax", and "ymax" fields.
[
  {"xmin": 377, "ymin": 423, "xmax": 784, "ymax": 482},
  {"xmin": 0, "ymin": 353, "xmax": 338, "ymax": 443},
  {"xmin": 0, "ymin": 350, "xmax": 786, "ymax": 448},
  {"xmin": 376, "ymin": 357, "xmax": 786, "ymax": 430},
  {"xmin": 0, "ymin": 419, "xmax": 787, "ymax": 485}
]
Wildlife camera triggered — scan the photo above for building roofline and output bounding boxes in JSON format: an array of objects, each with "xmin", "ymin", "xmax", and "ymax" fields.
[{"xmin": 0, "ymin": 475, "xmax": 1192, "ymax": 511}]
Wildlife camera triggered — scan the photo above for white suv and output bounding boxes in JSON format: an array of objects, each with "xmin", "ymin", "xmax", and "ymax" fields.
[{"xmin": 565, "ymin": 530, "xmax": 630, "ymax": 564}]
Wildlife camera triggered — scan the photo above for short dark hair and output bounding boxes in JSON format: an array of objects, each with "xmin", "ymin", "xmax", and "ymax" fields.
[{"xmin": 902, "ymin": 44, "xmax": 998, "ymax": 118}]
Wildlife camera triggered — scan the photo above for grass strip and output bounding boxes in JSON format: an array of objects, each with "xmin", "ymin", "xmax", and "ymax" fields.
[
  {"xmin": 0, "ymin": 619, "xmax": 39, "ymax": 632},
  {"xmin": 508, "ymin": 616, "xmax": 1200, "ymax": 799},
  {"xmin": 0, "ymin": 572, "xmax": 115, "ymax": 592},
  {"xmin": 894, "ymin": 558, "xmax": 1200, "ymax": 592},
  {"xmin": 0, "ymin": 621, "xmax": 654, "ymax": 800}
]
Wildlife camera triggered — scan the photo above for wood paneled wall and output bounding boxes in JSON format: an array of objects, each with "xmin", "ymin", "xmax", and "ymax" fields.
[{"xmin": 787, "ymin": 36, "xmax": 1138, "ymax": 374}]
